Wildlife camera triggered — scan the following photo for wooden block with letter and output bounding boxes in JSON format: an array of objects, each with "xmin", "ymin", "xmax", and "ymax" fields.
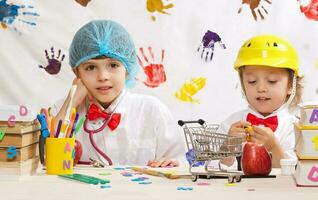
[
  {"xmin": 0, "ymin": 156, "xmax": 40, "ymax": 175},
  {"xmin": 0, "ymin": 130, "xmax": 40, "ymax": 148},
  {"xmin": 294, "ymin": 124, "xmax": 318, "ymax": 159},
  {"xmin": 0, "ymin": 142, "xmax": 39, "ymax": 162},
  {"xmin": 294, "ymin": 160, "xmax": 318, "ymax": 187}
]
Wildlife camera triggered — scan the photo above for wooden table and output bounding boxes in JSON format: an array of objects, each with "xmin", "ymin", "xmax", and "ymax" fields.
[{"xmin": 0, "ymin": 167, "xmax": 317, "ymax": 200}]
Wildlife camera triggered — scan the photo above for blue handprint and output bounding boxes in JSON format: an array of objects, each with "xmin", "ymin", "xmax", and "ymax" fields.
[{"xmin": 0, "ymin": 0, "xmax": 39, "ymax": 34}]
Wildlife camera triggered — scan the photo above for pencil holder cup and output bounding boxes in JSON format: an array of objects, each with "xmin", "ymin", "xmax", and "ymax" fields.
[{"xmin": 45, "ymin": 138, "xmax": 75, "ymax": 175}]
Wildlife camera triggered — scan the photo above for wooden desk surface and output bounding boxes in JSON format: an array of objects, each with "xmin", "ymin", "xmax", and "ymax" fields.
[{"xmin": 1, "ymin": 167, "xmax": 317, "ymax": 200}]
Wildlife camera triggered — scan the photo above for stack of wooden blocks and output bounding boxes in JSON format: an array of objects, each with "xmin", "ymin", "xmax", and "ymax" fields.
[
  {"xmin": 0, "ymin": 106, "xmax": 40, "ymax": 176},
  {"xmin": 294, "ymin": 103, "xmax": 318, "ymax": 186}
]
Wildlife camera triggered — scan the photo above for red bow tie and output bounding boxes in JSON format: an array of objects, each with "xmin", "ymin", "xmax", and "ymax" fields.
[
  {"xmin": 246, "ymin": 113, "xmax": 278, "ymax": 132},
  {"xmin": 87, "ymin": 103, "xmax": 121, "ymax": 131}
]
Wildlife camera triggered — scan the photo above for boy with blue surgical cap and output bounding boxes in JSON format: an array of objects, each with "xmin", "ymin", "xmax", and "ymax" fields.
[{"xmin": 53, "ymin": 20, "xmax": 185, "ymax": 167}]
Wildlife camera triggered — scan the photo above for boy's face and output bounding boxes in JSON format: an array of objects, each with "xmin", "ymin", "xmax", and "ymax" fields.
[
  {"xmin": 76, "ymin": 57, "xmax": 127, "ymax": 107},
  {"xmin": 241, "ymin": 65, "xmax": 291, "ymax": 117}
]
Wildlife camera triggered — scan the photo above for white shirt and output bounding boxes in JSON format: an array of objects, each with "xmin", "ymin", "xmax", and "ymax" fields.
[
  {"xmin": 220, "ymin": 106, "xmax": 297, "ymax": 160},
  {"xmin": 52, "ymin": 90, "xmax": 186, "ymax": 165}
]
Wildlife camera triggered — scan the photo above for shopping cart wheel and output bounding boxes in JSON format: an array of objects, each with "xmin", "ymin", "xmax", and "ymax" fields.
[
  {"xmin": 191, "ymin": 175, "xmax": 198, "ymax": 182},
  {"xmin": 235, "ymin": 175, "xmax": 242, "ymax": 182},
  {"xmin": 228, "ymin": 176, "xmax": 235, "ymax": 183}
]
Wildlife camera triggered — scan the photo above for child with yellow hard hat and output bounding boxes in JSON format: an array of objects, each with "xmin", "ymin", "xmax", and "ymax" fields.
[{"xmin": 220, "ymin": 34, "xmax": 303, "ymax": 168}]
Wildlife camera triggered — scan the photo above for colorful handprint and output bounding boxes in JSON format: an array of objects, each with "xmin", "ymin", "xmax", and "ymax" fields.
[
  {"xmin": 197, "ymin": 30, "xmax": 226, "ymax": 62},
  {"xmin": 146, "ymin": 0, "xmax": 174, "ymax": 21},
  {"xmin": 39, "ymin": 47, "xmax": 65, "ymax": 75},
  {"xmin": 137, "ymin": 47, "xmax": 167, "ymax": 88},
  {"xmin": 0, "ymin": 0, "xmax": 39, "ymax": 34},
  {"xmin": 238, "ymin": 0, "xmax": 272, "ymax": 21},
  {"xmin": 175, "ymin": 77, "xmax": 206, "ymax": 103},
  {"xmin": 298, "ymin": 0, "xmax": 318, "ymax": 21},
  {"xmin": 75, "ymin": 0, "xmax": 92, "ymax": 7}
]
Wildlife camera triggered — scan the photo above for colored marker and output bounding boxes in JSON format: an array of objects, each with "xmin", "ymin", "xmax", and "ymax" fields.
[
  {"xmin": 37, "ymin": 114, "xmax": 50, "ymax": 138},
  {"xmin": 41, "ymin": 108, "xmax": 50, "ymax": 131},
  {"xmin": 55, "ymin": 120, "xmax": 63, "ymax": 138},
  {"xmin": 69, "ymin": 113, "xmax": 79, "ymax": 138},
  {"xmin": 50, "ymin": 117, "xmax": 55, "ymax": 138},
  {"xmin": 65, "ymin": 109, "xmax": 76, "ymax": 138},
  {"xmin": 74, "ymin": 115, "xmax": 86, "ymax": 136}
]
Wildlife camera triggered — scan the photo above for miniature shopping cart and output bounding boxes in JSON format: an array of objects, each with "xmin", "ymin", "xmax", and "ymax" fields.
[{"xmin": 178, "ymin": 119, "xmax": 244, "ymax": 183}]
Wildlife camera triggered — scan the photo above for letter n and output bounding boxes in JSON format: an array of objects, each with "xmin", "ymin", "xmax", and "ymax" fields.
[{"xmin": 63, "ymin": 160, "xmax": 71, "ymax": 170}]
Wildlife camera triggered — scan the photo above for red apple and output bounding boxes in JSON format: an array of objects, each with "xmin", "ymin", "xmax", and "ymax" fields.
[
  {"xmin": 241, "ymin": 142, "xmax": 272, "ymax": 176},
  {"xmin": 73, "ymin": 140, "xmax": 83, "ymax": 166}
]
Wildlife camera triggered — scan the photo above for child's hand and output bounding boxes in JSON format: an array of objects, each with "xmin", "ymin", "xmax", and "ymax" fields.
[
  {"xmin": 71, "ymin": 78, "xmax": 93, "ymax": 108},
  {"xmin": 249, "ymin": 125, "xmax": 279, "ymax": 151},
  {"xmin": 228, "ymin": 121, "xmax": 251, "ymax": 140},
  {"xmin": 147, "ymin": 160, "xmax": 179, "ymax": 168}
]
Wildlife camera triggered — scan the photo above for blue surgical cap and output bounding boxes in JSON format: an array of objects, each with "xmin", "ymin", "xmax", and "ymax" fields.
[{"xmin": 69, "ymin": 20, "xmax": 139, "ymax": 88}]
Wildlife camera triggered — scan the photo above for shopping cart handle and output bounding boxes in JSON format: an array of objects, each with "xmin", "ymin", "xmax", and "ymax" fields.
[{"xmin": 178, "ymin": 119, "xmax": 205, "ymax": 126}]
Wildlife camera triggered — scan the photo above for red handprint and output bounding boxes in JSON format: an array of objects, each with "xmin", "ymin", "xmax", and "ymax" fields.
[
  {"xmin": 238, "ymin": 0, "xmax": 272, "ymax": 21},
  {"xmin": 137, "ymin": 47, "xmax": 166, "ymax": 88},
  {"xmin": 298, "ymin": 0, "xmax": 318, "ymax": 21}
]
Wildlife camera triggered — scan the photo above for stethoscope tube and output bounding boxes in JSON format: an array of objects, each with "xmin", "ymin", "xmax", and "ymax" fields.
[{"xmin": 83, "ymin": 118, "xmax": 113, "ymax": 165}]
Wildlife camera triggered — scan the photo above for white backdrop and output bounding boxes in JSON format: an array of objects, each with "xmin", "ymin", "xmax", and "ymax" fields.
[{"xmin": 1, "ymin": 0, "xmax": 318, "ymax": 123}]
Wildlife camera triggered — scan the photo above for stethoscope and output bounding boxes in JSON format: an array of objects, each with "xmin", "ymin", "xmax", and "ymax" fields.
[
  {"xmin": 83, "ymin": 115, "xmax": 113, "ymax": 165},
  {"xmin": 80, "ymin": 90, "xmax": 126, "ymax": 166}
]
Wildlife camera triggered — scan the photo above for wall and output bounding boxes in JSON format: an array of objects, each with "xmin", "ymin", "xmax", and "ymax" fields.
[{"xmin": 1, "ymin": 0, "xmax": 318, "ymax": 123}]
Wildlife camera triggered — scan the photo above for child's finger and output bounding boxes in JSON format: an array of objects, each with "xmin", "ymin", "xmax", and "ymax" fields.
[
  {"xmin": 72, "ymin": 78, "xmax": 78, "ymax": 85},
  {"xmin": 169, "ymin": 160, "xmax": 179, "ymax": 167},
  {"xmin": 150, "ymin": 160, "xmax": 165, "ymax": 168},
  {"xmin": 230, "ymin": 130, "xmax": 246, "ymax": 137},
  {"xmin": 147, "ymin": 160, "xmax": 154, "ymax": 166},
  {"xmin": 252, "ymin": 125, "xmax": 273, "ymax": 135},
  {"xmin": 160, "ymin": 160, "xmax": 172, "ymax": 167},
  {"xmin": 233, "ymin": 121, "xmax": 251, "ymax": 128}
]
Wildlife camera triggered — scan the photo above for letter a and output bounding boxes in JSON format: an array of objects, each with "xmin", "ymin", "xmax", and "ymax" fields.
[
  {"xmin": 64, "ymin": 143, "xmax": 71, "ymax": 153},
  {"xmin": 309, "ymin": 109, "xmax": 318, "ymax": 123}
]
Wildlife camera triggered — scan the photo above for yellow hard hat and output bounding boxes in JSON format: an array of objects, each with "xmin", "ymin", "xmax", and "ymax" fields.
[{"xmin": 234, "ymin": 34, "xmax": 300, "ymax": 77}]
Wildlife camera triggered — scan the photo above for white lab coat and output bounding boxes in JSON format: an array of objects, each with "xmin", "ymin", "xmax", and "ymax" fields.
[{"xmin": 52, "ymin": 90, "xmax": 186, "ymax": 165}]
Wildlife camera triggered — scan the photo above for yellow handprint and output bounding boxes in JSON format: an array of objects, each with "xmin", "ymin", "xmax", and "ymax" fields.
[
  {"xmin": 146, "ymin": 0, "xmax": 174, "ymax": 21},
  {"xmin": 175, "ymin": 77, "xmax": 206, "ymax": 103}
]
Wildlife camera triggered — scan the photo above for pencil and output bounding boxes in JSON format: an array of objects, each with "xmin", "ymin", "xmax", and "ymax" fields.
[
  {"xmin": 131, "ymin": 167, "xmax": 181, "ymax": 179},
  {"xmin": 61, "ymin": 85, "xmax": 77, "ymax": 137}
]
